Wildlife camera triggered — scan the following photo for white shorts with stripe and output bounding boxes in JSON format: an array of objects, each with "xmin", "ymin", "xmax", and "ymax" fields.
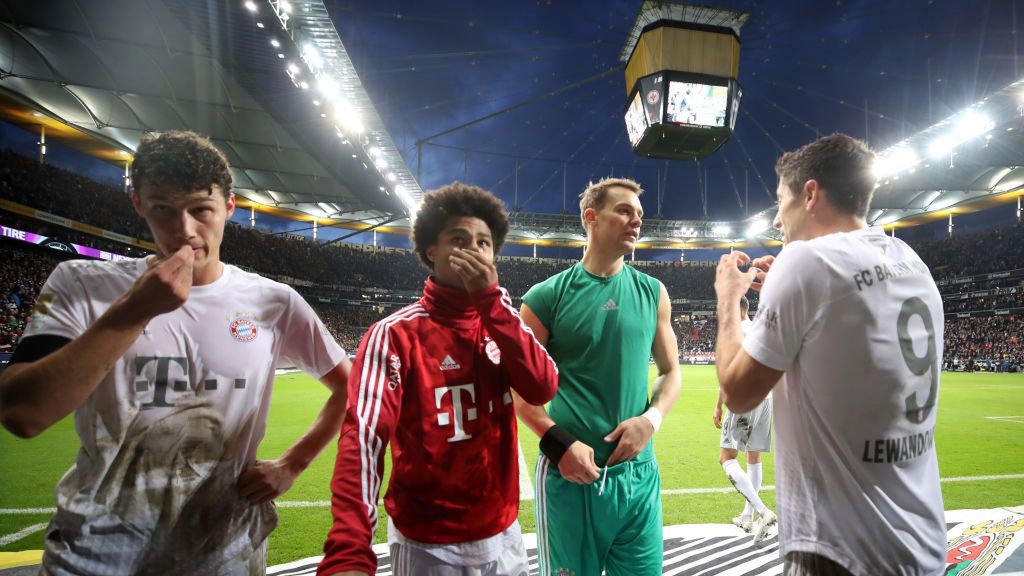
[{"xmin": 720, "ymin": 395, "xmax": 773, "ymax": 453}]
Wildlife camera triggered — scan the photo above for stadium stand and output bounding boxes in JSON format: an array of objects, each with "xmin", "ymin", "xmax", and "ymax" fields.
[
  {"xmin": 0, "ymin": 148, "xmax": 1020, "ymax": 370},
  {"xmin": 0, "ymin": 244, "xmax": 60, "ymax": 353}
]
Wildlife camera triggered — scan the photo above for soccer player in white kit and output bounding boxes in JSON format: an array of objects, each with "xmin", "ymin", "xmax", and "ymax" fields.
[
  {"xmin": 0, "ymin": 131, "xmax": 351, "ymax": 575},
  {"xmin": 713, "ymin": 295, "xmax": 775, "ymax": 542},
  {"xmin": 714, "ymin": 134, "xmax": 946, "ymax": 575}
]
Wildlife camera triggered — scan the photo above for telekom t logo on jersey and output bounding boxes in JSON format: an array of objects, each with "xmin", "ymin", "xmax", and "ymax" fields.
[
  {"xmin": 435, "ymin": 384, "xmax": 477, "ymax": 442},
  {"xmin": 434, "ymin": 384, "xmax": 513, "ymax": 442}
]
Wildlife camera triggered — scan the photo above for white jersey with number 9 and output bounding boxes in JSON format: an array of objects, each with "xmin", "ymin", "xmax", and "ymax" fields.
[{"xmin": 743, "ymin": 226, "xmax": 946, "ymax": 575}]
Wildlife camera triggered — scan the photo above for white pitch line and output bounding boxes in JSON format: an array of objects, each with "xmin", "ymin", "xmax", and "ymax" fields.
[
  {"xmin": 985, "ymin": 416, "xmax": 1024, "ymax": 424},
  {"xmin": 0, "ymin": 522, "xmax": 48, "ymax": 546},
  {"xmin": 0, "ymin": 507, "xmax": 56, "ymax": 515},
  {"xmin": 3, "ymin": 473, "xmax": 1022, "ymax": 514},
  {"xmin": 277, "ymin": 500, "xmax": 331, "ymax": 508}
]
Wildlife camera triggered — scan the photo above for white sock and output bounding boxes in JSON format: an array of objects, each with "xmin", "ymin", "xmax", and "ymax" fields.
[
  {"xmin": 748, "ymin": 462, "xmax": 763, "ymax": 492},
  {"xmin": 723, "ymin": 459, "xmax": 768, "ymax": 516},
  {"xmin": 746, "ymin": 462, "xmax": 763, "ymax": 517}
]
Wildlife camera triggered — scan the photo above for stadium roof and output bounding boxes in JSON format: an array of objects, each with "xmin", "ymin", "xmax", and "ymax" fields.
[
  {"xmin": 1, "ymin": 1, "xmax": 1022, "ymax": 249},
  {"xmin": 0, "ymin": 0, "xmax": 417, "ymax": 224}
]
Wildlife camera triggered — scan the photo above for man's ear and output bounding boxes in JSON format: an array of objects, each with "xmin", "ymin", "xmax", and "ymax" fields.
[
  {"xmin": 130, "ymin": 190, "xmax": 144, "ymax": 217},
  {"xmin": 425, "ymin": 245, "xmax": 436, "ymax": 267},
  {"xmin": 803, "ymin": 179, "xmax": 822, "ymax": 212}
]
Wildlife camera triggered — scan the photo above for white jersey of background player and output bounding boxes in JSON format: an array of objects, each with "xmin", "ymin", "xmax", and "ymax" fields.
[
  {"xmin": 714, "ymin": 296, "xmax": 775, "ymax": 542},
  {"xmin": 0, "ymin": 131, "xmax": 351, "ymax": 575},
  {"xmin": 714, "ymin": 134, "xmax": 945, "ymax": 575}
]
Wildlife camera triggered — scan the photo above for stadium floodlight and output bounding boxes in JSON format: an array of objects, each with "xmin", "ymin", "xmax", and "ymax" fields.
[
  {"xmin": 745, "ymin": 219, "xmax": 768, "ymax": 238},
  {"xmin": 395, "ymin": 184, "xmax": 418, "ymax": 213},
  {"xmin": 374, "ymin": 158, "xmax": 387, "ymax": 170},
  {"xmin": 287, "ymin": 62, "xmax": 300, "ymax": 75},
  {"xmin": 954, "ymin": 110, "xmax": 994, "ymax": 140},
  {"xmin": 256, "ymin": 22, "xmax": 265, "ymax": 28},
  {"xmin": 333, "ymin": 99, "xmax": 363, "ymax": 134},
  {"xmin": 271, "ymin": 39, "xmax": 280, "ymax": 47},
  {"xmin": 244, "ymin": 1, "xmax": 257, "ymax": 12},
  {"xmin": 712, "ymin": 225, "xmax": 731, "ymax": 237},
  {"xmin": 874, "ymin": 147, "xmax": 919, "ymax": 178},
  {"xmin": 368, "ymin": 146, "xmax": 381, "ymax": 157},
  {"xmin": 302, "ymin": 43, "xmax": 323, "ymax": 72},
  {"xmin": 386, "ymin": 172, "xmax": 397, "ymax": 182},
  {"xmin": 927, "ymin": 136, "xmax": 954, "ymax": 159},
  {"xmin": 318, "ymin": 76, "xmax": 339, "ymax": 100},
  {"xmin": 280, "ymin": 0, "xmax": 293, "ymax": 13}
]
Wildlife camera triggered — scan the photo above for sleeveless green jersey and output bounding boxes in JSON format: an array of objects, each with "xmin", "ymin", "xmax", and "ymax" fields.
[{"xmin": 523, "ymin": 262, "xmax": 661, "ymax": 466}]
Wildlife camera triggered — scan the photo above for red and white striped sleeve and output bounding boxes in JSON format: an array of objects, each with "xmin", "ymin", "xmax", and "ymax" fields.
[
  {"xmin": 469, "ymin": 284, "xmax": 558, "ymax": 405},
  {"xmin": 318, "ymin": 306, "xmax": 421, "ymax": 575}
]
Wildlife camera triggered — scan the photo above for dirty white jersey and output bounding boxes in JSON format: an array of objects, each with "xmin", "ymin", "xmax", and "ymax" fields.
[
  {"xmin": 742, "ymin": 227, "xmax": 946, "ymax": 575},
  {"xmin": 24, "ymin": 258, "xmax": 345, "ymax": 575}
]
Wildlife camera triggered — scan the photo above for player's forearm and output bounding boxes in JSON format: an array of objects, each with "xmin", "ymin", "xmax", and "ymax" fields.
[
  {"xmin": 512, "ymin": 389, "xmax": 556, "ymax": 437},
  {"xmin": 0, "ymin": 295, "xmax": 147, "ymax": 438},
  {"xmin": 650, "ymin": 365, "xmax": 681, "ymax": 416},
  {"xmin": 715, "ymin": 300, "xmax": 746, "ymax": 405},
  {"xmin": 278, "ymin": 388, "xmax": 347, "ymax": 473}
]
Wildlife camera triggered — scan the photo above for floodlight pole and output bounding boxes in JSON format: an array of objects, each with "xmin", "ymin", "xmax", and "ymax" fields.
[
  {"xmin": 38, "ymin": 125, "xmax": 45, "ymax": 164},
  {"xmin": 562, "ymin": 162, "xmax": 567, "ymax": 214},
  {"xmin": 744, "ymin": 167, "xmax": 749, "ymax": 217},
  {"xmin": 417, "ymin": 142, "xmax": 423, "ymax": 183},
  {"xmin": 864, "ymin": 98, "xmax": 869, "ymax": 144}
]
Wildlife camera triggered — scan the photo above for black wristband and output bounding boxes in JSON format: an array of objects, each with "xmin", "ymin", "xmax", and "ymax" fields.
[{"xmin": 539, "ymin": 425, "xmax": 576, "ymax": 465}]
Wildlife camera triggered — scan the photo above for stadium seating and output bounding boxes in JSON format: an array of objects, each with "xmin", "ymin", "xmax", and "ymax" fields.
[{"xmin": 0, "ymin": 148, "xmax": 1020, "ymax": 370}]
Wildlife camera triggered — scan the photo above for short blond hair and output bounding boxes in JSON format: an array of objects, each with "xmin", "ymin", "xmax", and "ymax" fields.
[{"xmin": 578, "ymin": 177, "xmax": 644, "ymax": 231}]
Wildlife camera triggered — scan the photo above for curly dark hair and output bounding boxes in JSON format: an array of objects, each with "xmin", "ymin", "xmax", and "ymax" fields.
[
  {"xmin": 411, "ymin": 182, "xmax": 509, "ymax": 269},
  {"xmin": 775, "ymin": 133, "xmax": 875, "ymax": 218},
  {"xmin": 131, "ymin": 131, "xmax": 232, "ymax": 198}
]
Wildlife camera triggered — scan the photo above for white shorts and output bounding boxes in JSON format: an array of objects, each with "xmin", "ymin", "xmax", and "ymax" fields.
[
  {"xmin": 387, "ymin": 518, "xmax": 528, "ymax": 576},
  {"xmin": 720, "ymin": 396, "xmax": 772, "ymax": 453}
]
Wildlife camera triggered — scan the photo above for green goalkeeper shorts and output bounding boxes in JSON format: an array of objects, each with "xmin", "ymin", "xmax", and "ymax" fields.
[{"xmin": 534, "ymin": 455, "xmax": 663, "ymax": 576}]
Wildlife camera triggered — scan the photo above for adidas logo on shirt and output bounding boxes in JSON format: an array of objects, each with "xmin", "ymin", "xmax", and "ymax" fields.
[
  {"xmin": 602, "ymin": 298, "xmax": 620, "ymax": 311},
  {"xmin": 440, "ymin": 355, "xmax": 461, "ymax": 371}
]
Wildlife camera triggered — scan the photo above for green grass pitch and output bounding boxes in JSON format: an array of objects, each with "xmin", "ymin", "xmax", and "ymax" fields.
[{"xmin": 2, "ymin": 366, "xmax": 1022, "ymax": 566}]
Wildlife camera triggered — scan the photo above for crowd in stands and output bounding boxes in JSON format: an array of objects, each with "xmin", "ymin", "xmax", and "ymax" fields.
[
  {"xmin": 0, "ymin": 150, "xmax": 151, "ymax": 241},
  {"xmin": 675, "ymin": 317, "xmax": 717, "ymax": 357},
  {"xmin": 311, "ymin": 303, "xmax": 405, "ymax": 353},
  {"xmin": 944, "ymin": 315, "xmax": 1023, "ymax": 372},
  {"xmin": 0, "ymin": 147, "xmax": 1021, "ymax": 369},
  {"xmin": 0, "ymin": 245, "xmax": 60, "ymax": 352},
  {"xmin": 1, "ymin": 149, "xmax": 723, "ymax": 300},
  {"xmin": 913, "ymin": 224, "xmax": 1024, "ymax": 280},
  {"xmin": 944, "ymin": 291, "xmax": 1024, "ymax": 313}
]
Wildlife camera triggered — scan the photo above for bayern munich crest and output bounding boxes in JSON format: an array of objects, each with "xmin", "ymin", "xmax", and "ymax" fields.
[
  {"xmin": 229, "ymin": 318, "xmax": 258, "ymax": 342},
  {"xmin": 485, "ymin": 339, "xmax": 501, "ymax": 365}
]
